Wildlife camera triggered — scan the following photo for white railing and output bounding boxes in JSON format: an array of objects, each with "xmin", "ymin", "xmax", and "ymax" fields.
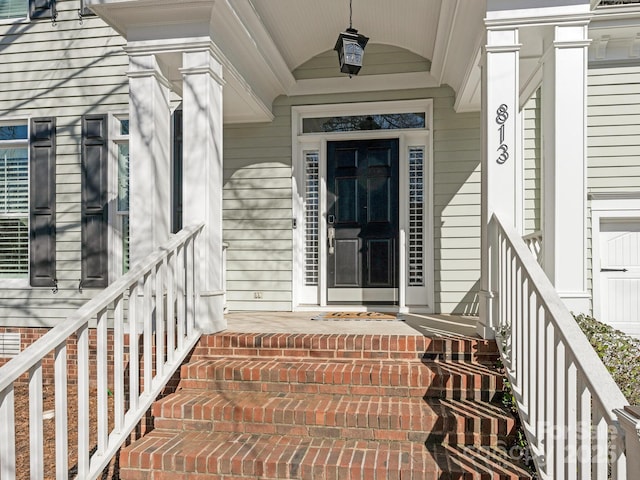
[
  {"xmin": 490, "ymin": 214, "xmax": 640, "ymax": 479},
  {"xmin": 522, "ymin": 230, "xmax": 543, "ymax": 266},
  {"xmin": 0, "ymin": 224, "xmax": 204, "ymax": 480}
]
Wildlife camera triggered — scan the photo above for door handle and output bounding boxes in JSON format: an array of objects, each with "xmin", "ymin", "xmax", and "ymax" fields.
[
  {"xmin": 601, "ymin": 268, "xmax": 628, "ymax": 272},
  {"xmin": 328, "ymin": 226, "xmax": 335, "ymax": 255}
]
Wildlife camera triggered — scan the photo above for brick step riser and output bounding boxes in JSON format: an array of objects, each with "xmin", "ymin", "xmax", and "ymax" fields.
[
  {"xmin": 191, "ymin": 346, "xmax": 499, "ymax": 363},
  {"xmin": 118, "ymin": 433, "xmax": 531, "ymax": 480},
  {"xmin": 194, "ymin": 334, "xmax": 499, "ymax": 361},
  {"xmin": 153, "ymin": 418, "xmax": 514, "ymax": 447},
  {"xmin": 176, "ymin": 363, "xmax": 503, "ymax": 398},
  {"xmin": 119, "ymin": 468, "xmax": 523, "ymax": 480},
  {"xmin": 179, "ymin": 360, "xmax": 503, "ymax": 386},
  {"xmin": 176, "ymin": 379, "xmax": 500, "ymax": 401}
]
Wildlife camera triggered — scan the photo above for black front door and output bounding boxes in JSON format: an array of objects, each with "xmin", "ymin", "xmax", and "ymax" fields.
[{"xmin": 327, "ymin": 139, "xmax": 399, "ymax": 304}]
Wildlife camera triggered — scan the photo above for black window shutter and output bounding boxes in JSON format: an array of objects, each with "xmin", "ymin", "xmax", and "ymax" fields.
[
  {"xmin": 30, "ymin": 117, "xmax": 56, "ymax": 288},
  {"xmin": 172, "ymin": 109, "xmax": 183, "ymax": 234},
  {"xmin": 81, "ymin": 115, "xmax": 109, "ymax": 288},
  {"xmin": 29, "ymin": 0, "xmax": 55, "ymax": 19}
]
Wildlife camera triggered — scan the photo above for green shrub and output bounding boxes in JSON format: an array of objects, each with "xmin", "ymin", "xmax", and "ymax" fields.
[{"xmin": 574, "ymin": 314, "xmax": 640, "ymax": 405}]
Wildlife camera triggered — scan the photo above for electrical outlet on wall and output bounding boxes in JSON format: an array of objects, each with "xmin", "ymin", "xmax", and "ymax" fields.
[{"xmin": 253, "ymin": 291, "xmax": 263, "ymax": 299}]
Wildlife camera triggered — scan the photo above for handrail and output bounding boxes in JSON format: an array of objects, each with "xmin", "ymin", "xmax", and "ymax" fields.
[
  {"xmin": 490, "ymin": 214, "xmax": 633, "ymax": 479},
  {"xmin": 0, "ymin": 223, "xmax": 205, "ymax": 480}
]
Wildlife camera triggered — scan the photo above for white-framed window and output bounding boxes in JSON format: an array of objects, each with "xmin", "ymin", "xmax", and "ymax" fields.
[
  {"xmin": 0, "ymin": 121, "xmax": 29, "ymax": 278},
  {"xmin": 111, "ymin": 115, "xmax": 129, "ymax": 274},
  {"xmin": 0, "ymin": 0, "xmax": 27, "ymax": 20}
]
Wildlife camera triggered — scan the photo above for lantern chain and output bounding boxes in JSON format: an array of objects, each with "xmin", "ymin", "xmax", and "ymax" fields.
[{"xmin": 349, "ymin": 0, "xmax": 353, "ymax": 29}]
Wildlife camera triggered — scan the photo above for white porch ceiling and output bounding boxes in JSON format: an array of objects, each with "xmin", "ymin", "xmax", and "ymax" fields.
[
  {"xmin": 246, "ymin": 0, "xmax": 488, "ymax": 112},
  {"xmin": 249, "ymin": 0, "xmax": 442, "ymax": 72}
]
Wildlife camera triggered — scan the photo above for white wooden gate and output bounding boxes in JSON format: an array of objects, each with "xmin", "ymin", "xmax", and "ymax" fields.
[{"xmin": 600, "ymin": 220, "xmax": 640, "ymax": 337}]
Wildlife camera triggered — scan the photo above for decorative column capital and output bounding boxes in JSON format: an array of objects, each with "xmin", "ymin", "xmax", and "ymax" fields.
[
  {"xmin": 553, "ymin": 23, "xmax": 591, "ymax": 49},
  {"xmin": 180, "ymin": 47, "xmax": 225, "ymax": 86},
  {"xmin": 126, "ymin": 53, "xmax": 172, "ymax": 89}
]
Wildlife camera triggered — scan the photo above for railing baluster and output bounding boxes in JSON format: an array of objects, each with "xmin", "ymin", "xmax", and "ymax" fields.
[
  {"xmin": 611, "ymin": 423, "xmax": 627, "ymax": 480},
  {"xmin": 526, "ymin": 289, "xmax": 537, "ymax": 432},
  {"xmin": 186, "ymin": 235, "xmax": 195, "ymax": 337},
  {"xmin": 0, "ymin": 385, "xmax": 16, "ymax": 480},
  {"xmin": 166, "ymin": 254, "xmax": 176, "ymax": 364},
  {"xmin": 77, "ymin": 324, "xmax": 90, "ymax": 478},
  {"xmin": 554, "ymin": 339, "xmax": 566, "ymax": 480},
  {"xmin": 156, "ymin": 261, "xmax": 165, "ymax": 379},
  {"xmin": 544, "ymin": 314, "xmax": 555, "ymax": 478},
  {"xmin": 97, "ymin": 307, "xmax": 109, "ymax": 455},
  {"xmin": 593, "ymin": 405, "xmax": 608, "ymax": 480},
  {"xmin": 500, "ymin": 238, "xmax": 513, "ymax": 348},
  {"xmin": 176, "ymin": 243, "xmax": 186, "ymax": 350},
  {"xmin": 510, "ymin": 249, "xmax": 517, "ymax": 379},
  {"xmin": 129, "ymin": 281, "xmax": 140, "ymax": 411},
  {"xmin": 28, "ymin": 363, "xmax": 44, "ymax": 480},
  {"xmin": 577, "ymin": 375, "xmax": 592, "ymax": 480},
  {"xmin": 536, "ymin": 304, "xmax": 546, "ymax": 459},
  {"xmin": 114, "ymin": 294, "xmax": 125, "ymax": 434},
  {"xmin": 564, "ymin": 351, "xmax": 577, "ymax": 478},
  {"xmin": 143, "ymin": 272, "xmax": 153, "ymax": 395},
  {"xmin": 54, "ymin": 342, "xmax": 68, "ymax": 480},
  {"xmin": 515, "ymin": 263, "xmax": 523, "ymax": 395}
]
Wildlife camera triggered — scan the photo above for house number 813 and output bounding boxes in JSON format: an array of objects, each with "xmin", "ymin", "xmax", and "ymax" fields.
[{"xmin": 496, "ymin": 104, "xmax": 509, "ymax": 165}]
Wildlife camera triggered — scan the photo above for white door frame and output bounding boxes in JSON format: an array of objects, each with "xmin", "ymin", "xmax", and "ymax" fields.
[
  {"xmin": 591, "ymin": 194, "xmax": 640, "ymax": 323},
  {"xmin": 291, "ymin": 99, "xmax": 434, "ymax": 313}
]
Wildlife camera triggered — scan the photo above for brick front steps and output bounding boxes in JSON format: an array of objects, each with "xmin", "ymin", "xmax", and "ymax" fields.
[{"xmin": 119, "ymin": 332, "xmax": 531, "ymax": 479}]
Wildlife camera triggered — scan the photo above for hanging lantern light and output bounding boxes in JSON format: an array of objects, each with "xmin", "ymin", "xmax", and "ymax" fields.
[{"xmin": 334, "ymin": 0, "xmax": 368, "ymax": 76}]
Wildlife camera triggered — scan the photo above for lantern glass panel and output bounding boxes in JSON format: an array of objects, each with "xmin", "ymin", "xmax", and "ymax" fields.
[{"xmin": 344, "ymin": 40, "xmax": 363, "ymax": 66}]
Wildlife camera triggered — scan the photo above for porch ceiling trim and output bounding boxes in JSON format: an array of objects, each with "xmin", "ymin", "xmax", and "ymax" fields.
[
  {"xmin": 224, "ymin": 0, "xmax": 296, "ymax": 93},
  {"xmin": 288, "ymin": 72, "xmax": 440, "ymax": 97},
  {"xmin": 485, "ymin": 12, "xmax": 593, "ymax": 29},
  {"xmin": 429, "ymin": 0, "xmax": 460, "ymax": 86}
]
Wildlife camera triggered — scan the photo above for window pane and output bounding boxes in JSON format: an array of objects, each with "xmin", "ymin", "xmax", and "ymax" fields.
[
  {"xmin": 119, "ymin": 119, "xmax": 129, "ymax": 136},
  {"xmin": 0, "ymin": 148, "xmax": 28, "ymax": 214},
  {"xmin": 0, "ymin": 0, "xmax": 28, "ymax": 20},
  {"xmin": 122, "ymin": 215, "xmax": 129, "ymax": 273},
  {"xmin": 408, "ymin": 147, "xmax": 424, "ymax": 286},
  {"xmin": 117, "ymin": 143, "xmax": 129, "ymax": 212},
  {"xmin": 304, "ymin": 151, "xmax": 319, "ymax": 286},
  {"xmin": 0, "ymin": 125, "xmax": 28, "ymax": 141},
  {"xmin": 303, "ymin": 113, "xmax": 425, "ymax": 133},
  {"xmin": 0, "ymin": 217, "xmax": 28, "ymax": 277}
]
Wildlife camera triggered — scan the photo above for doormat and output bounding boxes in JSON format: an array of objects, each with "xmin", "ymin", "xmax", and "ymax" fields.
[{"xmin": 311, "ymin": 312, "xmax": 403, "ymax": 321}]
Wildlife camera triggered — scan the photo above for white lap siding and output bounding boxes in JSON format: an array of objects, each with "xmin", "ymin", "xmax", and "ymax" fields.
[{"xmin": 588, "ymin": 66, "xmax": 640, "ymax": 194}]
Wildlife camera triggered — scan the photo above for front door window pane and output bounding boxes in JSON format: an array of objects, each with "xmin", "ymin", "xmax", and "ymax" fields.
[{"xmin": 303, "ymin": 113, "xmax": 425, "ymax": 133}]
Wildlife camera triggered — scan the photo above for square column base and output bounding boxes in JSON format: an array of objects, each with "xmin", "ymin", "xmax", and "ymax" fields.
[{"xmin": 197, "ymin": 291, "xmax": 226, "ymax": 333}]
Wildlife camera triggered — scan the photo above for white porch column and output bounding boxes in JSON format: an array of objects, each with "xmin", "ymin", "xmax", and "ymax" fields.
[
  {"xmin": 128, "ymin": 53, "xmax": 172, "ymax": 264},
  {"xmin": 541, "ymin": 24, "xmax": 590, "ymax": 314},
  {"xmin": 478, "ymin": 27, "xmax": 522, "ymax": 338},
  {"xmin": 180, "ymin": 47, "xmax": 226, "ymax": 333}
]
